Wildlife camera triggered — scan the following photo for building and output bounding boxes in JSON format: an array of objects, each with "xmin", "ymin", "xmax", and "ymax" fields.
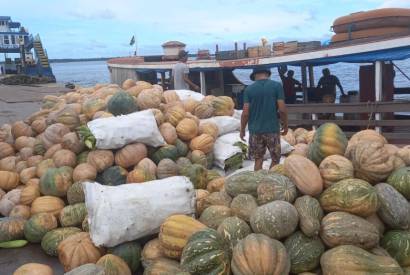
[{"xmin": 161, "ymin": 41, "xmax": 186, "ymax": 61}]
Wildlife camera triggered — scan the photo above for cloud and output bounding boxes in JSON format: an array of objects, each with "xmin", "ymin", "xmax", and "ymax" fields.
[
  {"xmin": 379, "ymin": 0, "xmax": 410, "ymax": 8},
  {"xmin": 68, "ymin": 9, "xmax": 116, "ymax": 20}
]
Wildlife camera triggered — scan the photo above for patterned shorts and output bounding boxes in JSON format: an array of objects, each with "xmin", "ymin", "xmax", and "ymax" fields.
[{"xmin": 249, "ymin": 133, "xmax": 281, "ymax": 163}]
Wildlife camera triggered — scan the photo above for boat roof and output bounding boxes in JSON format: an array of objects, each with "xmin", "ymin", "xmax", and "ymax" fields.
[
  {"xmin": 108, "ymin": 35, "xmax": 410, "ymax": 73},
  {"xmin": 0, "ymin": 16, "xmax": 11, "ymax": 20}
]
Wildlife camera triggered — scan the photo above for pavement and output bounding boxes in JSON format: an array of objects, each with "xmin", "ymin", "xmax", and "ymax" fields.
[{"xmin": 0, "ymin": 84, "xmax": 71, "ymax": 125}]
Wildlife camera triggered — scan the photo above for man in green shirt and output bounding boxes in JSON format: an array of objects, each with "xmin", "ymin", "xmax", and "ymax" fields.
[{"xmin": 240, "ymin": 68, "xmax": 288, "ymax": 171}]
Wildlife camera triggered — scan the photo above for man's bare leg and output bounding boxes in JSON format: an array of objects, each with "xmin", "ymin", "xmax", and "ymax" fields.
[
  {"xmin": 269, "ymin": 159, "xmax": 278, "ymax": 169},
  {"xmin": 254, "ymin": 158, "xmax": 263, "ymax": 171}
]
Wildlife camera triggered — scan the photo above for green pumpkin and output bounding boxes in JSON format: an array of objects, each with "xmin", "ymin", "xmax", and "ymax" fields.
[
  {"xmin": 82, "ymin": 215, "xmax": 89, "ymax": 232},
  {"xmin": 319, "ymin": 178, "xmax": 379, "ymax": 217},
  {"xmin": 387, "ymin": 167, "xmax": 410, "ymax": 200},
  {"xmin": 107, "ymin": 91, "xmax": 138, "ymax": 116},
  {"xmin": 206, "ymin": 152, "xmax": 214, "ymax": 169},
  {"xmin": 108, "ymin": 241, "xmax": 142, "ymax": 273},
  {"xmin": 96, "ymin": 166, "xmax": 127, "ymax": 186},
  {"xmin": 230, "ymin": 194, "xmax": 258, "ymax": 222},
  {"xmin": 284, "ymin": 231, "xmax": 325, "ymax": 274},
  {"xmin": 67, "ymin": 182, "xmax": 85, "ymax": 205},
  {"xmin": 41, "ymin": 227, "xmax": 81, "ymax": 256},
  {"xmin": 217, "ymin": 216, "xmax": 251, "ymax": 252},
  {"xmin": 381, "ymin": 230, "xmax": 410, "ymax": 267},
  {"xmin": 77, "ymin": 150, "xmax": 90, "ymax": 164},
  {"xmin": 152, "ymin": 145, "xmax": 178, "ymax": 164},
  {"xmin": 190, "ymin": 150, "xmax": 208, "ymax": 167},
  {"xmin": 181, "ymin": 228, "xmax": 230, "ymax": 275},
  {"xmin": 175, "ymin": 139, "xmax": 189, "ymax": 157},
  {"xmin": 33, "ymin": 140, "xmax": 46, "ymax": 155},
  {"xmin": 24, "ymin": 213, "xmax": 58, "ymax": 243},
  {"xmin": 0, "ymin": 217, "xmax": 26, "ymax": 242},
  {"xmin": 294, "ymin": 195, "xmax": 323, "ymax": 237},
  {"xmin": 270, "ymin": 164, "xmax": 286, "ymax": 175},
  {"xmin": 257, "ymin": 173, "xmax": 297, "ymax": 205},
  {"xmin": 225, "ymin": 171, "xmax": 265, "ymax": 197},
  {"xmin": 39, "ymin": 166, "xmax": 73, "ymax": 197},
  {"xmin": 199, "ymin": 205, "xmax": 232, "ymax": 230},
  {"xmin": 176, "ymin": 157, "xmax": 192, "ymax": 173},
  {"xmin": 206, "ymin": 169, "xmax": 222, "ymax": 183},
  {"xmin": 180, "ymin": 164, "xmax": 208, "ymax": 189},
  {"xmin": 307, "ymin": 123, "xmax": 348, "ymax": 165},
  {"xmin": 59, "ymin": 203, "xmax": 87, "ymax": 227}
]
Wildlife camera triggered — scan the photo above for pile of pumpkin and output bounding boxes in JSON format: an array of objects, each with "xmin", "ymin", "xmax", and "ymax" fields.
[{"xmin": 0, "ymin": 79, "xmax": 410, "ymax": 274}]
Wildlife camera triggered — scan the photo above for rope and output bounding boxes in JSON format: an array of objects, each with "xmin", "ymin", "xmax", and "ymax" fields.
[
  {"xmin": 393, "ymin": 62, "xmax": 410, "ymax": 83},
  {"xmin": 366, "ymin": 101, "xmax": 378, "ymax": 129}
]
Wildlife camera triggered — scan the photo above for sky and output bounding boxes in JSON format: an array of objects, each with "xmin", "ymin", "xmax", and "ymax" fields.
[{"xmin": 2, "ymin": 0, "xmax": 410, "ymax": 59}]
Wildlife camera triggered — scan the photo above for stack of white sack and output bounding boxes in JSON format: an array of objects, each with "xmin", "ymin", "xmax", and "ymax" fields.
[
  {"xmin": 200, "ymin": 116, "xmax": 241, "ymax": 136},
  {"xmin": 83, "ymin": 176, "xmax": 196, "ymax": 247},
  {"xmin": 175, "ymin": 89, "xmax": 205, "ymax": 101}
]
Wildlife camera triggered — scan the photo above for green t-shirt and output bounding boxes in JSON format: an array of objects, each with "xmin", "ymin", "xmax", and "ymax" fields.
[{"xmin": 243, "ymin": 79, "xmax": 285, "ymax": 134}]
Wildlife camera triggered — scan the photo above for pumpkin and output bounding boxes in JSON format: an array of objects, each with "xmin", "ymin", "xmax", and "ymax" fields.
[
  {"xmin": 198, "ymin": 121, "xmax": 219, "ymax": 139},
  {"xmin": 20, "ymin": 184, "xmax": 40, "ymax": 205},
  {"xmin": 376, "ymin": 183, "xmax": 410, "ymax": 230},
  {"xmin": 320, "ymin": 211, "xmax": 379, "ymax": 249},
  {"xmin": 122, "ymin": 79, "xmax": 136, "ymax": 90},
  {"xmin": 0, "ymin": 156, "xmax": 17, "ymax": 171},
  {"xmin": 159, "ymin": 122, "xmax": 178, "ymax": 145},
  {"xmin": 366, "ymin": 214, "xmax": 385, "ymax": 237},
  {"xmin": 136, "ymin": 158, "xmax": 157, "ymax": 175},
  {"xmin": 194, "ymin": 102, "xmax": 215, "ymax": 119},
  {"xmin": 141, "ymin": 238, "xmax": 165, "ymax": 268},
  {"xmin": 93, "ymin": 111, "xmax": 113, "ymax": 120},
  {"xmin": 284, "ymin": 231, "xmax": 324, "ymax": 274},
  {"xmin": 320, "ymin": 245, "xmax": 402, "ymax": 275},
  {"xmin": 190, "ymin": 134, "xmax": 214, "ymax": 154},
  {"xmin": 136, "ymin": 89, "xmax": 162, "ymax": 110},
  {"xmin": 294, "ymin": 195, "xmax": 323, "ymax": 237},
  {"xmin": 151, "ymin": 145, "xmax": 178, "ymax": 164},
  {"xmin": 39, "ymin": 166, "xmax": 73, "ymax": 197},
  {"xmin": 19, "ymin": 167, "xmax": 37, "ymax": 184},
  {"xmin": 217, "ymin": 216, "xmax": 251, "ymax": 251},
  {"xmin": 13, "ymin": 263, "xmax": 53, "ymax": 275},
  {"xmin": 26, "ymin": 155, "xmax": 43, "ymax": 168},
  {"xmin": 82, "ymin": 98, "xmax": 106, "ymax": 119},
  {"xmin": 159, "ymin": 214, "xmax": 207, "ymax": 259},
  {"xmin": 59, "ymin": 203, "xmax": 87, "ymax": 227},
  {"xmin": 381, "ymin": 230, "xmax": 410, "ymax": 267},
  {"xmin": 53, "ymin": 149, "xmax": 77, "ymax": 168},
  {"xmin": 107, "ymin": 241, "xmax": 141, "ymax": 273},
  {"xmin": 73, "ymin": 163, "xmax": 97, "ymax": 182},
  {"xmin": 44, "ymin": 143, "xmax": 63, "ymax": 159},
  {"xmin": 41, "ymin": 123, "xmax": 70, "ymax": 149},
  {"xmin": 35, "ymin": 159, "xmax": 55, "ymax": 178},
  {"xmin": 0, "ymin": 124, "xmax": 13, "ymax": 143},
  {"xmin": 87, "ymin": 150, "xmax": 114, "ymax": 172},
  {"xmin": 0, "ymin": 171, "xmax": 20, "ymax": 191},
  {"xmin": 199, "ymin": 205, "xmax": 232, "ymax": 229},
  {"xmin": 182, "ymin": 98, "xmax": 199, "ymax": 113},
  {"xmin": 190, "ymin": 150, "xmax": 207, "ymax": 167},
  {"xmin": 231, "ymin": 233, "xmax": 290, "ymax": 275},
  {"xmin": 230, "ymin": 194, "xmax": 258, "ymax": 222},
  {"xmin": 387, "ymin": 167, "xmax": 410, "ymax": 199},
  {"xmin": 58, "ymin": 232, "xmax": 103, "ymax": 272},
  {"xmin": 397, "ymin": 145, "xmax": 410, "ymax": 166},
  {"xmin": 179, "ymin": 164, "xmax": 208, "ymax": 189},
  {"xmin": 62, "ymin": 132, "xmax": 84, "ymax": 154},
  {"xmin": 96, "ymin": 166, "xmax": 128, "ymax": 186},
  {"xmin": 125, "ymin": 81, "xmax": 152, "ymax": 97},
  {"xmin": 349, "ymin": 141, "xmax": 395, "ymax": 184},
  {"xmin": 207, "ymin": 177, "xmax": 225, "ymax": 192},
  {"xmin": 0, "ymin": 217, "xmax": 26, "ymax": 242},
  {"xmin": 95, "ymin": 254, "xmax": 131, "ymax": 275},
  {"xmin": 319, "ymin": 155, "xmax": 353, "ymax": 188},
  {"xmin": 41, "ymin": 227, "xmax": 82, "ymax": 256},
  {"xmin": 319, "ymin": 178, "xmax": 379, "ymax": 217},
  {"xmin": 256, "ymin": 174, "xmax": 297, "ymax": 205},
  {"xmin": 48, "ymin": 106, "xmax": 80, "ymax": 130},
  {"xmin": 82, "ymin": 215, "xmax": 89, "ymax": 232},
  {"xmin": 114, "ymin": 143, "xmax": 147, "ymax": 169},
  {"xmin": 127, "ymin": 168, "xmax": 155, "ymax": 183},
  {"xmin": 19, "ymin": 147, "xmax": 33, "ymax": 161},
  {"xmin": 0, "ymin": 142, "xmax": 15, "ymax": 158},
  {"xmin": 176, "ymin": 118, "xmax": 198, "ymax": 141},
  {"xmin": 175, "ymin": 139, "xmax": 189, "ymax": 157},
  {"xmin": 225, "ymin": 171, "xmax": 266, "ymax": 197},
  {"xmin": 165, "ymin": 106, "xmax": 186, "ymax": 126},
  {"xmin": 0, "ymin": 189, "xmax": 21, "ymax": 216},
  {"xmin": 211, "ymin": 96, "xmax": 234, "ymax": 116},
  {"xmin": 31, "ymin": 196, "xmax": 65, "ymax": 218},
  {"xmin": 176, "ymin": 157, "xmax": 192, "ymax": 172},
  {"xmin": 202, "ymin": 191, "xmax": 232, "ymax": 209},
  {"xmin": 282, "ymin": 128, "xmax": 296, "ymax": 145},
  {"xmin": 144, "ymin": 258, "xmax": 185, "ymax": 275},
  {"xmin": 15, "ymin": 161, "xmax": 28, "ymax": 174},
  {"xmin": 31, "ymin": 118, "xmax": 47, "ymax": 134},
  {"xmin": 12, "ymin": 121, "xmax": 33, "ymax": 138},
  {"xmin": 270, "ymin": 163, "xmax": 286, "ymax": 175},
  {"xmin": 107, "ymin": 91, "xmax": 138, "ymax": 116},
  {"xmin": 24, "ymin": 212, "xmax": 58, "ymax": 243},
  {"xmin": 181, "ymin": 228, "xmax": 230, "ymax": 275},
  {"xmin": 294, "ymin": 128, "xmax": 308, "ymax": 144},
  {"xmin": 9, "ymin": 205, "xmax": 31, "ymax": 219},
  {"xmin": 250, "ymin": 200, "xmax": 298, "ymax": 240},
  {"xmin": 284, "ymin": 155, "xmax": 323, "ymax": 196},
  {"xmin": 345, "ymin": 129, "xmax": 387, "ymax": 158},
  {"xmin": 15, "ymin": 136, "xmax": 36, "ymax": 150},
  {"xmin": 151, "ymin": 108, "xmax": 165, "ymax": 126},
  {"xmin": 156, "ymin": 158, "xmax": 178, "ymax": 179}
]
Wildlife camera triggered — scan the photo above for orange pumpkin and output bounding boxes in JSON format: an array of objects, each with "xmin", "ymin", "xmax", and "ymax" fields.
[
  {"xmin": 15, "ymin": 161, "xmax": 28, "ymax": 174},
  {"xmin": 44, "ymin": 144, "xmax": 63, "ymax": 159},
  {"xmin": 176, "ymin": 118, "xmax": 198, "ymax": 141},
  {"xmin": 211, "ymin": 96, "xmax": 235, "ymax": 116},
  {"xmin": 199, "ymin": 122, "xmax": 219, "ymax": 139},
  {"xmin": 53, "ymin": 149, "xmax": 77, "ymax": 168},
  {"xmin": 13, "ymin": 263, "xmax": 53, "ymax": 275},
  {"xmin": 190, "ymin": 134, "xmax": 215, "ymax": 154},
  {"xmin": 207, "ymin": 177, "xmax": 225, "ymax": 193},
  {"xmin": 283, "ymin": 129, "xmax": 296, "ymax": 146},
  {"xmin": 126, "ymin": 168, "xmax": 155, "ymax": 183},
  {"xmin": 36, "ymin": 159, "xmax": 56, "ymax": 178},
  {"xmin": 11, "ymin": 121, "xmax": 33, "ymax": 138},
  {"xmin": 151, "ymin": 109, "xmax": 165, "ymax": 126},
  {"xmin": 20, "ymin": 184, "xmax": 40, "ymax": 206},
  {"xmin": 0, "ymin": 142, "xmax": 15, "ymax": 159},
  {"xmin": 62, "ymin": 132, "xmax": 84, "ymax": 154},
  {"xmin": 41, "ymin": 123, "xmax": 70, "ymax": 149},
  {"xmin": 0, "ymin": 156, "xmax": 17, "ymax": 171},
  {"xmin": 14, "ymin": 136, "xmax": 36, "ymax": 151},
  {"xmin": 73, "ymin": 163, "xmax": 97, "ymax": 182},
  {"xmin": 31, "ymin": 196, "xmax": 65, "ymax": 218},
  {"xmin": 58, "ymin": 232, "xmax": 103, "ymax": 272},
  {"xmin": 122, "ymin": 78, "xmax": 136, "ymax": 90},
  {"xmin": 165, "ymin": 106, "xmax": 186, "ymax": 126},
  {"xmin": 0, "ymin": 171, "xmax": 20, "ymax": 191},
  {"xmin": 141, "ymin": 238, "xmax": 166, "ymax": 268},
  {"xmin": 345, "ymin": 129, "xmax": 387, "ymax": 159},
  {"xmin": 27, "ymin": 156, "xmax": 43, "ymax": 168},
  {"xmin": 290, "ymin": 143, "xmax": 309, "ymax": 157},
  {"xmin": 19, "ymin": 167, "xmax": 37, "ymax": 184},
  {"xmin": 398, "ymin": 145, "xmax": 410, "ymax": 166},
  {"xmin": 9, "ymin": 204, "xmax": 31, "ymax": 219},
  {"xmin": 159, "ymin": 123, "xmax": 178, "ymax": 145},
  {"xmin": 137, "ymin": 90, "xmax": 162, "ymax": 110},
  {"xmin": 87, "ymin": 150, "xmax": 114, "ymax": 172},
  {"xmin": 31, "ymin": 118, "xmax": 47, "ymax": 134},
  {"xmin": 162, "ymin": 90, "xmax": 180, "ymax": 104},
  {"xmin": 182, "ymin": 99, "xmax": 199, "ymax": 113},
  {"xmin": 114, "ymin": 143, "xmax": 147, "ymax": 169},
  {"xmin": 194, "ymin": 102, "xmax": 214, "ymax": 119},
  {"xmin": 136, "ymin": 158, "xmax": 157, "ymax": 176}
]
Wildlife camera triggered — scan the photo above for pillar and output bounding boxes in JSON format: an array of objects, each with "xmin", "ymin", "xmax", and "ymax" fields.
[
  {"xmin": 200, "ymin": 71, "xmax": 206, "ymax": 95},
  {"xmin": 375, "ymin": 61, "xmax": 383, "ymax": 133}
]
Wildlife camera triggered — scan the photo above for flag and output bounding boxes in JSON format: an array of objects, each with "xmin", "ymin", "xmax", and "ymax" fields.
[{"xmin": 129, "ymin": 36, "xmax": 135, "ymax": 46}]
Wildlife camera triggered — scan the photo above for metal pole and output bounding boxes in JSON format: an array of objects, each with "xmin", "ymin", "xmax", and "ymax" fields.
[
  {"xmin": 308, "ymin": 65, "xmax": 315, "ymax": 87},
  {"xmin": 375, "ymin": 61, "xmax": 383, "ymax": 133},
  {"xmin": 200, "ymin": 71, "xmax": 206, "ymax": 95},
  {"xmin": 301, "ymin": 64, "xmax": 308, "ymax": 103}
]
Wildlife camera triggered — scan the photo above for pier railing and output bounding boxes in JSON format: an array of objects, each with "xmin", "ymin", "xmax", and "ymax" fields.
[{"xmin": 286, "ymin": 101, "xmax": 410, "ymax": 143}]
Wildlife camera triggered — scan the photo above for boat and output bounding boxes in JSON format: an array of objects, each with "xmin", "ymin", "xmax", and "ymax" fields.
[{"xmin": 0, "ymin": 16, "xmax": 55, "ymax": 82}]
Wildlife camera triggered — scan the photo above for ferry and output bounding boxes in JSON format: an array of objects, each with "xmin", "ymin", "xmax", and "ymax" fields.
[
  {"xmin": 0, "ymin": 16, "xmax": 55, "ymax": 81},
  {"xmin": 107, "ymin": 8, "xmax": 410, "ymax": 144}
]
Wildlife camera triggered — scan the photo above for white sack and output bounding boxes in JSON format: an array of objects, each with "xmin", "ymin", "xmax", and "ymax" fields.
[
  {"xmin": 84, "ymin": 176, "xmax": 196, "ymax": 247},
  {"xmin": 200, "ymin": 116, "xmax": 241, "ymax": 136},
  {"xmin": 175, "ymin": 90, "xmax": 205, "ymax": 101},
  {"xmin": 227, "ymin": 156, "xmax": 287, "ymax": 176},
  {"xmin": 87, "ymin": 109, "xmax": 165, "ymax": 149},
  {"xmin": 233, "ymin": 109, "xmax": 242, "ymax": 120},
  {"xmin": 213, "ymin": 136, "xmax": 243, "ymax": 169}
]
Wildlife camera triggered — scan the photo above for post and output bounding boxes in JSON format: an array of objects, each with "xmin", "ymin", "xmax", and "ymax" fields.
[
  {"xmin": 160, "ymin": 72, "xmax": 165, "ymax": 88},
  {"xmin": 200, "ymin": 71, "xmax": 206, "ymax": 95},
  {"xmin": 301, "ymin": 64, "xmax": 308, "ymax": 103},
  {"xmin": 215, "ymin": 44, "xmax": 219, "ymax": 54},
  {"xmin": 308, "ymin": 65, "xmax": 315, "ymax": 88},
  {"xmin": 375, "ymin": 61, "xmax": 383, "ymax": 133},
  {"xmin": 243, "ymin": 42, "xmax": 246, "ymax": 51},
  {"xmin": 234, "ymin": 42, "xmax": 238, "ymax": 53}
]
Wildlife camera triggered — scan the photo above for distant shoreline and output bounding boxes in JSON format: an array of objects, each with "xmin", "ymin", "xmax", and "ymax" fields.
[{"xmin": 49, "ymin": 57, "xmax": 116, "ymax": 63}]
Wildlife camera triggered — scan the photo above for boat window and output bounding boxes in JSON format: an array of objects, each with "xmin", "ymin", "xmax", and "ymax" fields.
[
  {"xmin": 4, "ymin": 35, "xmax": 9, "ymax": 44},
  {"xmin": 11, "ymin": 35, "xmax": 15, "ymax": 44}
]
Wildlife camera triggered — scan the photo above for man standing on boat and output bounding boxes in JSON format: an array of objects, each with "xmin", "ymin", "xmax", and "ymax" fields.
[
  {"xmin": 317, "ymin": 68, "xmax": 346, "ymax": 102},
  {"xmin": 240, "ymin": 68, "xmax": 288, "ymax": 171},
  {"xmin": 171, "ymin": 50, "xmax": 200, "ymax": 91},
  {"xmin": 278, "ymin": 68, "xmax": 301, "ymax": 104}
]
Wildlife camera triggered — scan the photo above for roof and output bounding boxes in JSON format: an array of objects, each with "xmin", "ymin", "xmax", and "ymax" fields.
[
  {"xmin": 161, "ymin": 41, "xmax": 186, "ymax": 47},
  {"xmin": 0, "ymin": 16, "xmax": 11, "ymax": 20}
]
